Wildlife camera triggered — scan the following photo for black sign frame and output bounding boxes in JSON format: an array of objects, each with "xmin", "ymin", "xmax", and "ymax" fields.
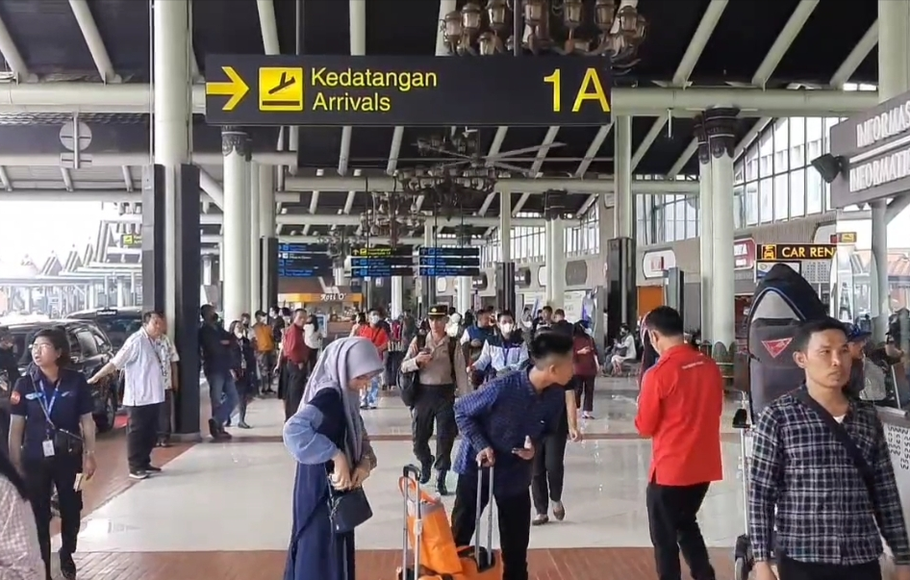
[
  {"xmin": 757, "ymin": 243, "xmax": 836, "ymax": 261},
  {"xmin": 204, "ymin": 55, "xmax": 612, "ymax": 127}
]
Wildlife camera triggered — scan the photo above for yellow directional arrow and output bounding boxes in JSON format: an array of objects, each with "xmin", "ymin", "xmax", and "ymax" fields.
[{"xmin": 205, "ymin": 66, "xmax": 250, "ymax": 112}]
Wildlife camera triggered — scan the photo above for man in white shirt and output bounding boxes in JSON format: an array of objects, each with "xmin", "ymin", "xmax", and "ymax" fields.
[
  {"xmin": 89, "ymin": 311, "xmax": 167, "ymax": 480},
  {"xmin": 155, "ymin": 318, "xmax": 180, "ymax": 448}
]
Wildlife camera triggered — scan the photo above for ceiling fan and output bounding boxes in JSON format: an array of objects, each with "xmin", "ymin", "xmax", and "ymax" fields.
[{"xmin": 412, "ymin": 127, "xmax": 565, "ymax": 177}]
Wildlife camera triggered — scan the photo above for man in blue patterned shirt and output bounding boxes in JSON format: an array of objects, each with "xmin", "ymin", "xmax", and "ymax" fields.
[
  {"xmin": 450, "ymin": 332, "xmax": 575, "ymax": 580},
  {"xmin": 749, "ymin": 318, "xmax": 910, "ymax": 580}
]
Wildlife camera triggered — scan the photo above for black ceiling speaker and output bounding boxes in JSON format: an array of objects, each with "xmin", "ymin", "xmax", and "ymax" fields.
[{"xmin": 810, "ymin": 154, "xmax": 845, "ymax": 184}]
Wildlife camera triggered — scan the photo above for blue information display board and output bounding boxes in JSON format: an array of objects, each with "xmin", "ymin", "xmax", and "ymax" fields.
[
  {"xmin": 278, "ymin": 243, "xmax": 333, "ymax": 278},
  {"xmin": 417, "ymin": 246, "xmax": 481, "ymax": 278},
  {"xmin": 349, "ymin": 245, "xmax": 413, "ymax": 278}
]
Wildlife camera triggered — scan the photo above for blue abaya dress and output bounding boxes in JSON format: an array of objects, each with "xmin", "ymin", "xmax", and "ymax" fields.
[{"xmin": 283, "ymin": 389, "xmax": 356, "ymax": 580}]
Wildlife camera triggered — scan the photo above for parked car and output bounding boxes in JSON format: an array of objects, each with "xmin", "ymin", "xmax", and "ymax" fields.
[
  {"xmin": 67, "ymin": 307, "xmax": 142, "ymax": 352},
  {"xmin": 0, "ymin": 320, "xmax": 121, "ymax": 433}
]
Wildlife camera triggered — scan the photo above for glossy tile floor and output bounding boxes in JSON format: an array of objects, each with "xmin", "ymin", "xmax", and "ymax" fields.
[{"xmin": 51, "ymin": 377, "xmax": 751, "ymax": 579}]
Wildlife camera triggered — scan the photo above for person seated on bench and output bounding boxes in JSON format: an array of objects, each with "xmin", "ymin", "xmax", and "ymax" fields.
[{"xmin": 610, "ymin": 324, "xmax": 637, "ymax": 375}]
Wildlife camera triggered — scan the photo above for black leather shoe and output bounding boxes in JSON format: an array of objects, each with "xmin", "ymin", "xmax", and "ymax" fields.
[
  {"xmin": 60, "ymin": 552, "xmax": 76, "ymax": 580},
  {"xmin": 436, "ymin": 471, "xmax": 449, "ymax": 496},
  {"xmin": 419, "ymin": 456, "xmax": 434, "ymax": 485}
]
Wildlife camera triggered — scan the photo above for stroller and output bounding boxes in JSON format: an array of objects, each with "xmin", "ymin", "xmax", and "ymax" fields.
[
  {"xmin": 397, "ymin": 464, "xmax": 503, "ymax": 580},
  {"xmin": 732, "ymin": 264, "xmax": 828, "ymax": 579}
]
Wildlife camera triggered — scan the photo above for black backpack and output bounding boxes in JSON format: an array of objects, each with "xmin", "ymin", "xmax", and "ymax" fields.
[{"xmin": 397, "ymin": 333, "xmax": 458, "ymax": 407}]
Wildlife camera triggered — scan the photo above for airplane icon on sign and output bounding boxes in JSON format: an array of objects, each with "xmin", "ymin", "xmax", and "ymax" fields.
[{"xmin": 269, "ymin": 72, "xmax": 295, "ymax": 95}]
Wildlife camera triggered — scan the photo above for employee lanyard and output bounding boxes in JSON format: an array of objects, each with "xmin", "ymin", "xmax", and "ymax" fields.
[{"xmin": 36, "ymin": 378, "xmax": 59, "ymax": 429}]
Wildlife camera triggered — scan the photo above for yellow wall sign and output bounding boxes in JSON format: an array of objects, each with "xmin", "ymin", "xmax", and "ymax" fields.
[
  {"xmin": 259, "ymin": 67, "xmax": 304, "ymax": 112},
  {"xmin": 758, "ymin": 243, "xmax": 836, "ymax": 261}
]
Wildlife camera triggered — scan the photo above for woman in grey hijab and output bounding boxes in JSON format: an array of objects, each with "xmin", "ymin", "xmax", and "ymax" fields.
[{"xmin": 282, "ymin": 337, "xmax": 383, "ymax": 580}]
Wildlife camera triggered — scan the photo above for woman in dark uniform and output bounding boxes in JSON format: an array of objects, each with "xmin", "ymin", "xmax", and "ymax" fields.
[{"xmin": 7, "ymin": 327, "xmax": 97, "ymax": 580}]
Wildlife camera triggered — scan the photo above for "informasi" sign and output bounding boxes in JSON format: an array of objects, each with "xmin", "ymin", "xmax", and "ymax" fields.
[{"xmin": 830, "ymin": 92, "xmax": 910, "ymax": 208}]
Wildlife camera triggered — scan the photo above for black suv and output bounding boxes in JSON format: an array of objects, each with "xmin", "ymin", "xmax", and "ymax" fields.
[
  {"xmin": 0, "ymin": 320, "xmax": 121, "ymax": 433},
  {"xmin": 67, "ymin": 307, "xmax": 142, "ymax": 352}
]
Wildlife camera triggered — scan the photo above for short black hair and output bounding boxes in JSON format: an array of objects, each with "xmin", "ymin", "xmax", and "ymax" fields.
[
  {"xmin": 529, "ymin": 331, "xmax": 573, "ymax": 366},
  {"xmin": 554, "ymin": 308, "xmax": 565, "ymax": 317},
  {"xmin": 200, "ymin": 304, "xmax": 215, "ymax": 317},
  {"xmin": 33, "ymin": 327, "xmax": 72, "ymax": 368},
  {"xmin": 541, "ymin": 306, "xmax": 553, "ymax": 313},
  {"xmin": 793, "ymin": 318, "xmax": 847, "ymax": 352},
  {"xmin": 142, "ymin": 310, "xmax": 163, "ymax": 324},
  {"xmin": 255, "ymin": 310, "xmax": 267, "ymax": 317},
  {"xmin": 644, "ymin": 306, "xmax": 684, "ymax": 337},
  {"xmin": 497, "ymin": 309, "xmax": 514, "ymax": 321},
  {"xmin": 280, "ymin": 307, "xmax": 291, "ymax": 316},
  {"xmin": 294, "ymin": 308, "xmax": 306, "ymax": 315}
]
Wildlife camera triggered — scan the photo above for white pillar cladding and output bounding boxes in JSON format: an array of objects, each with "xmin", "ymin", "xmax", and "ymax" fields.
[
  {"xmin": 695, "ymin": 117, "xmax": 714, "ymax": 336},
  {"xmin": 456, "ymin": 229, "xmax": 473, "ymax": 314},
  {"xmin": 613, "ymin": 116, "xmax": 634, "ymax": 238},
  {"xmin": 222, "ymin": 128, "xmax": 251, "ymax": 324},
  {"xmin": 116, "ymin": 278, "xmax": 126, "ymax": 307},
  {"xmin": 545, "ymin": 218, "xmax": 566, "ymax": 308},
  {"xmin": 390, "ymin": 276, "xmax": 404, "ymax": 318},
  {"xmin": 499, "ymin": 190, "xmax": 512, "ymax": 263},
  {"xmin": 249, "ymin": 162, "xmax": 261, "ymax": 313},
  {"xmin": 704, "ymin": 108, "xmax": 739, "ymax": 349},
  {"xmin": 258, "ymin": 165, "xmax": 275, "ymax": 308},
  {"xmin": 872, "ymin": 0, "xmax": 910, "ymax": 340},
  {"xmin": 202, "ymin": 255, "xmax": 213, "ymax": 286},
  {"xmin": 152, "ymin": 0, "xmax": 191, "ymax": 325}
]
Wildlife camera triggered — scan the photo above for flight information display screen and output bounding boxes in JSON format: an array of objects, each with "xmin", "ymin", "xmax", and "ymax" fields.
[
  {"xmin": 349, "ymin": 245, "xmax": 413, "ymax": 278},
  {"xmin": 277, "ymin": 243, "xmax": 333, "ymax": 278},
  {"xmin": 418, "ymin": 246, "xmax": 481, "ymax": 277}
]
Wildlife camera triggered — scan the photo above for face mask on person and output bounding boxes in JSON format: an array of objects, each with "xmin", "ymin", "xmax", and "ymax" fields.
[
  {"xmin": 370, "ymin": 315, "xmax": 381, "ymax": 325},
  {"xmin": 500, "ymin": 323, "xmax": 513, "ymax": 335}
]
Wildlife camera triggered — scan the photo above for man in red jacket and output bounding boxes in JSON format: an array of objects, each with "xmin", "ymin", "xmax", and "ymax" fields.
[{"xmin": 635, "ymin": 306, "xmax": 723, "ymax": 580}]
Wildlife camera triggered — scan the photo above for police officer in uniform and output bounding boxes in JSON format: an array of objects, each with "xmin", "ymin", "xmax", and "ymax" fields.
[
  {"xmin": 400, "ymin": 305, "xmax": 468, "ymax": 495},
  {"xmin": 8, "ymin": 327, "xmax": 97, "ymax": 580}
]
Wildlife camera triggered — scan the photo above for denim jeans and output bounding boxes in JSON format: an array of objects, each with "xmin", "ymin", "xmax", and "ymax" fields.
[
  {"xmin": 361, "ymin": 375, "xmax": 381, "ymax": 407},
  {"xmin": 206, "ymin": 371, "xmax": 239, "ymax": 426}
]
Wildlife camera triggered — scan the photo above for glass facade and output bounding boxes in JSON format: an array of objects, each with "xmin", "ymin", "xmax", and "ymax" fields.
[{"xmin": 480, "ymin": 205, "xmax": 601, "ymax": 265}]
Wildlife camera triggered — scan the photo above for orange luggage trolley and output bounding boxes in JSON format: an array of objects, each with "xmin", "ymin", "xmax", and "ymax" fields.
[{"xmin": 397, "ymin": 464, "xmax": 503, "ymax": 580}]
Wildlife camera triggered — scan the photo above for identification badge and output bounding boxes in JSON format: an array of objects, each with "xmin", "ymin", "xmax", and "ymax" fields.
[{"xmin": 42, "ymin": 439, "xmax": 55, "ymax": 457}]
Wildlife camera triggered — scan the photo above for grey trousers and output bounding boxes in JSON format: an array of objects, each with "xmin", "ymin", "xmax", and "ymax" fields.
[{"xmin": 157, "ymin": 390, "xmax": 173, "ymax": 439}]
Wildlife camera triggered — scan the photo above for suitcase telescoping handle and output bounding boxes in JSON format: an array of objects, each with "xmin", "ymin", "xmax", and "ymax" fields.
[
  {"xmin": 473, "ymin": 464, "xmax": 495, "ymax": 567},
  {"xmin": 402, "ymin": 464, "xmax": 422, "ymax": 578}
]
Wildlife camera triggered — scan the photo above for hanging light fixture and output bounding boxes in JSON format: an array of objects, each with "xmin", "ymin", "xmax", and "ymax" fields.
[{"xmin": 442, "ymin": 0, "xmax": 647, "ymax": 72}]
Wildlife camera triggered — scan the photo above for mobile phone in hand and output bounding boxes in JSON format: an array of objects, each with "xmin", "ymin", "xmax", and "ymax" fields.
[{"xmin": 73, "ymin": 473, "xmax": 85, "ymax": 492}]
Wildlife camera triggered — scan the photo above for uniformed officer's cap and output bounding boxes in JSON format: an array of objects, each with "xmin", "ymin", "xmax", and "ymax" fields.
[{"xmin": 428, "ymin": 305, "xmax": 449, "ymax": 318}]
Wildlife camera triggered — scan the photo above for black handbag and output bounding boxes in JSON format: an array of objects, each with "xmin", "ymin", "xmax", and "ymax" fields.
[{"xmin": 327, "ymin": 484, "xmax": 373, "ymax": 534}]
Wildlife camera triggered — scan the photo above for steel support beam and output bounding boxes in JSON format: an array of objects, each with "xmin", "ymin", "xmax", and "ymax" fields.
[
  {"xmin": 110, "ymin": 213, "xmax": 546, "ymax": 227},
  {"xmin": 0, "ymin": 151, "xmax": 296, "ymax": 166},
  {"xmin": 198, "ymin": 234, "xmax": 482, "ymax": 246},
  {"xmin": 69, "ymin": 0, "xmax": 120, "ymax": 82},
  {"xmin": 0, "ymin": 85, "xmax": 877, "ymax": 116},
  {"xmin": 751, "ymin": 0, "xmax": 819, "ymax": 87}
]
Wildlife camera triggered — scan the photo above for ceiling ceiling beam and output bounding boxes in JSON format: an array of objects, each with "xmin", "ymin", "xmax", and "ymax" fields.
[
  {"xmin": 632, "ymin": 0, "xmax": 725, "ymax": 176},
  {"xmin": 667, "ymin": 139, "xmax": 698, "ymax": 179},
  {"xmin": 120, "ymin": 166, "xmax": 133, "ymax": 192},
  {"xmin": 751, "ymin": 0, "xmax": 819, "ymax": 87},
  {"xmin": 528, "ymin": 126, "xmax": 560, "ymax": 176},
  {"xmin": 829, "ymin": 20, "xmax": 878, "ymax": 89},
  {"xmin": 387, "ymin": 0, "xmax": 457, "ymax": 176},
  {"xmin": 199, "ymin": 234, "xmax": 482, "ymax": 246},
  {"xmin": 339, "ymin": 0, "xmax": 366, "ymax": 177},
  {"xmin": 0, "ymin": 16, "xmax": 31, "ymax": 82},
  {"xmin": 7, "ymin": 85, "xmax": 876, "ymax": 116},
  {"xmin": 256, "ymin": 0, "xmax": 281, "ymax": 54},
  {"xmin": 512, "ymin": 192, "xmax": 532, "ymax": 215},
  {"xmin": 574, "ymin": 122, "xmax": 612, "ymax": 178},
  {"xmin": 69, "ymin": 0, "xmax": 120, "ymax": 83},
  {"xmin": 476, "ymin": 192, "xmax": 496, "ymax": 216},
  {"xmin": 108, "ymin": 213, "xmax": 545, "ymax": 227},
  {"xmin": 672, "ymin": 0, "xmax": 728, "ymax": 86}
]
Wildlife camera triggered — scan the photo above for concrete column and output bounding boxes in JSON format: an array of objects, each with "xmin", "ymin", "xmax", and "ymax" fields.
[
  {"xmin": 116, "ymin": 278, "xmax": 126, "ymax": 307},
  {"xmin": 202, "ymin": 255, "xmax": 213, "ymax": 286},
  {"xmin": 456, "ymin": 230, "xmax": 473, "ymax": 314},
  {"xmin": 391, "ymin": 276, "xmax": 404, "ymax": 318},
  {"xmin": 152, "ymin": 0, "xmax": 191, "ymax": 327},
  {"xmin": 222, "ymin": 128, "xmax": 251, "ymax": 324},
  {"xmin": 872, "ymin": 1, "xmax": 910, "ymax": 340},
  {"xmin": 545, "ymin": 218, "xmax": 566, "ymax": 308},
  {"xmin": 499, "ymin": 190, "xmax": 512, "ymax": 263},
  {"xmin": 422, "ymin": 225, "xmax": 435, "ymax": 311},
  {"xmin": 613, "ymin": 116, "xmax": 634, "ymax": 239},
  {"xmin": 695, "ymin": 116, "xmax": 714, "ymax": 336},
  {"xmin": 258, "ymin": 165, "xmax": 276, "ymax": 309},
  {"xmin": 249, "ymin": 162, "xmax": 261, "ymax": 313},
  {"xmin": 705, "ymin": 108, "xmax": 739, "ymax": 350},
  {"xmin": 129, "ymin": 272, "xmax": 137, "ymax": 306}
]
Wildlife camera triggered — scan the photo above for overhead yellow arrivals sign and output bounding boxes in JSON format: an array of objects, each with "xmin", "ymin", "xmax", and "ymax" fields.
[{"xmin": 203, "ymin": 54, "xmax": 612, "ymax": 127}]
